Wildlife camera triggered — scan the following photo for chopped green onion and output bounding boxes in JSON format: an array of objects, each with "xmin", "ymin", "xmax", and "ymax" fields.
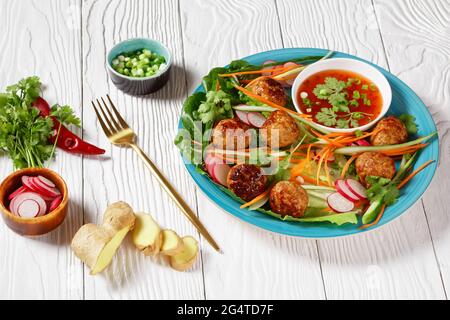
[{"xmin": 111, "ymin": 49, "xmax": 166, "ymax": 78}]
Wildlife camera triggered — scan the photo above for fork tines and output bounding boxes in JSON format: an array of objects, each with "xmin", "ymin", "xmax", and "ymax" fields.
[{"xmin": 91, "ymin": 95, "xmax": 129, "ymax": 136}]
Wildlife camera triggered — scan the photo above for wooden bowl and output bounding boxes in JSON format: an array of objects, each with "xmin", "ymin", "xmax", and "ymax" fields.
[{"xmin": 0, "ymin": 168, "xmax": 69, "ymax": 236}]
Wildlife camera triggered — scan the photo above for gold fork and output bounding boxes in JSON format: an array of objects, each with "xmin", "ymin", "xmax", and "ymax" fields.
[{"xmin": 92, "ymin": 95, "xmax": 221, "ymax": 252}]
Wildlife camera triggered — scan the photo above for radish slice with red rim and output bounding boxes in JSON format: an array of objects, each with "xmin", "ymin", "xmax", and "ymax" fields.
[
  {"xmin": 11, "ymin": 192, "xmax": 47, "ymax": 217},
  {"xmin": 356, "ymin": 139, "xmax": 371, "ymax": 147},
  {"xmin": 345, "ymin": 179, "xmax": 367, "ymax": 200},
  {"xmin": 31, "ymin": 177, "xmax": 61, "ymax": 198},
  {"xmin": 262, "ymin": 60, "xmax": 277, "ymax": 76},
  {"xmin": 49, "ymin": 196, "xmax": 63, "ymax": 212},
  {"xmin": 8, "ymin": 186, "xmax": 28, "ymax": 201},
  {"xmin": 38, "ymin": 175, "xmax": 56, "ymax": 188},
  {"xmin": 235, "ymin": 109, "xmax": 251, "ymax": 125},
  {"xmin": 247, "ymin": 112, "xmax": 267, "ymax": 128},
  {"xmin": 213, "ymin": 163, "xmax": 231, "ymax": 186},
  {"xmin": 327, "ymin": 192, "xmax": 355, "ymax": 213},
  {"xmin": 335, "ymin": 180, "xmax": 360, "ymax": 202}
]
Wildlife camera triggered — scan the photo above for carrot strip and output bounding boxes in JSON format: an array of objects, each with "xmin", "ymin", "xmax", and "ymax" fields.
[
  {"xmin": 294, "ymin": 173, "xmax": 329, "ymax": 186},
  {"xmin": 316, "ymin": 147, "xmax": 328, "ymax": 185},
  {"xmin": 220, "ymin": 66, "xmax": 294, "ymax": 77},
  {"xmin": 359, "ymin": 204, "xmax": 386, "ymax": 230},
  {"xmin": 233, "ymin": 85, "xmax": 312, "ymax": 118},
  {"xmin": 240, "ymin": 188, "xmax": 271, "ymax": 209},
  {"xmin": 397, "ymin": 160, "xmax": 435, "ymax": 189},
  {"xmin": 323, "ymin": 149, "xmax": 333, "ymax": 186},
  {"xmin": 341, "ymin": 154, "xmax": 360, "ymax": 178},
  {"xmin": 311, "ymin": 130, "xmax": 346, "ymax": 147}
]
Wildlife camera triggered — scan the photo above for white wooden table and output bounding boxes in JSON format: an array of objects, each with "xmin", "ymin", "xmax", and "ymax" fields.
[{"xmin": 1, "ymin": 0, "xmax": 449, "ymax": 300}]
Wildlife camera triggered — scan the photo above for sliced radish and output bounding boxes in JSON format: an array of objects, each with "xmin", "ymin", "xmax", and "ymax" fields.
[
  {"xmin": 335, "ymin": 180, "xmax": 360, "ymax": 202},
  {"xmin": 262, "ymin": 60, "xmax": 277, "ymax": 76},
  {"xmin": 8, "ymin": 186, "xmax": 28, "ymax": 201},
  {"xmin": 37, "ymin": 175, "xmax": 56, "ymax": 188},
  {"xmin": 327, "ymin": 192, "xmax": 355, "ymax": 213},
  {"xmin": 345, "ymin": 179, "xmax": 367, "ymax": 200},
  {"xmin": 9, "ymin": 196, "xmax": 19, "ymax": 216},
  {"xmin": 356, "ymin": 139, "xmax": 371, "ymax": 147},
  {"xmin": 31, "ymin": 177, "xmax": 61, "ymax": 198},
  {"xmin": 247, "ymin": 112, "xmax": 267, "ymax": 128},
  {"xmin": 212, "ymin": 163, "xmax": 231, "ymax": 186},
  {"xmin": 235, "ymin": 109, "xmax": 251, "ymax": 125},
  {"xmin": 11, "ymin": 192, "xmax": 47, "ymax": 217},
  {"xmin": 284, "ymin": 62, "xmax": 299, "ymax": 69},
  {"xmin": 296, "ymin": 176, "xmax": 305, "ymax": 184},
  {"xmin": 49, "ymin": 196, "xmax": 63, "ymax": 212}
]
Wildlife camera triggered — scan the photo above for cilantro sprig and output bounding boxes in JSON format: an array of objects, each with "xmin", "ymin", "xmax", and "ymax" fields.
[{"xmin": 312, "ymin": 77, "xmax": 375, "ymax": 128}]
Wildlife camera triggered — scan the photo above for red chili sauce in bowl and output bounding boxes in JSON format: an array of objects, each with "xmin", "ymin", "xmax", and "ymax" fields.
[{"xmin": 297, "ymin": 70, "xmax": 383, "ymax": 129}]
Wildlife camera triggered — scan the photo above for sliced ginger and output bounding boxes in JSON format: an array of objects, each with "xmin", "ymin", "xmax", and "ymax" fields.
[
  {"xmin": 160, "ymin": 230, "xmax": 183, "ymax": 256},
  {"xmin": 72, "ymin": 202, "xmax": 200, "ymax": 275},
  {"xmin": 71, "ymin": 202, "xmax": 135, "ymax": 275},
  {"xmin": 170, "ymin": 236, "xmax": 199, "ymax": 272},
  {"xmin": 132, "ymin": 213, "xmax": 162, "ymax": 256}
]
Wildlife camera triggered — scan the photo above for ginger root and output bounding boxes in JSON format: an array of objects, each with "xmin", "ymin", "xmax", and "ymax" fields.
[
  {"xmin": 71, "ymin": 202, "xmax": 135, "ymax": 275},
  {"xmin": 160, "ymin": 230, "xmax": 183, "ymax": 256},
  {"xmin": 132, "ymin": 213, "xmax": 162, "ymax": 256},
  {"xmin": 169, "ymin": 236, "xmax": 199, "ymax": 272}
]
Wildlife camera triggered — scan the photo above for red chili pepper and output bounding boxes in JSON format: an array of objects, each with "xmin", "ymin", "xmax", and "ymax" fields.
[{"xmin": 33, "ymin": 97, "xmax": 105, "ymax": 155}]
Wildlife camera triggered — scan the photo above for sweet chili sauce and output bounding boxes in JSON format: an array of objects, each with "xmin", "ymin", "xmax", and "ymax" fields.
[{"xmin": 297, "ymin": 70, "xmax": 383, "ymax": 128}]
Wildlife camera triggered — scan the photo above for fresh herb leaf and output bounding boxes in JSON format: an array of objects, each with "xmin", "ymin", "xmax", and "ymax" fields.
[
  {"xmin": 399, "ymin": 114, "xmax": 418, "ymax": 135},
  {"xmin": 316, "ymin": 108, "xmax": 337, "ymax": 127}
]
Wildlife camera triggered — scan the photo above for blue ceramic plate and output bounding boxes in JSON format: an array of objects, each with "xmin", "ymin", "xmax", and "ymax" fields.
[{"xmin": 180, "ymin": 48, "xmax": 439, "ymax": 238}]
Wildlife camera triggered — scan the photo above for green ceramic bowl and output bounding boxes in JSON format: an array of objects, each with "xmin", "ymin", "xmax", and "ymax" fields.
[{"xmin": 107, "ymin": 38, "xmax": 172, "ymax": 95}]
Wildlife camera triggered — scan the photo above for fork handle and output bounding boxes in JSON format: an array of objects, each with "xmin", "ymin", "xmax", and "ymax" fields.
[{"xmin": 129, "ymin": 143, "xmax": 221, "ymax": 252}]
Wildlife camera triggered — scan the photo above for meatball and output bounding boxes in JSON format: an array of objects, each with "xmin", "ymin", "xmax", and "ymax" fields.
[
  {"xmin": 227, "ymin": 164, "xmax": 268, "ymax": 202},
  {"xmin": 355, "ymin": 152, "xmax": 396, "ymax": 187},
  {"xmin": 261, "ymin": 111, "xmax": 300, "ymax": 148},
  {"xmin": 371, "ymin": 116, "xmax": 408, "ymax": 146},
  {"xmin": 212, "ymin": 119, "xmax": 251, "ymax": 150},
  {"xmin": 251, "ymin": 77, "xmax": 287, "ymax": 107},
  {"xmin": 270, "ymin": 181, "xmax": 309, "ymax": 217}
]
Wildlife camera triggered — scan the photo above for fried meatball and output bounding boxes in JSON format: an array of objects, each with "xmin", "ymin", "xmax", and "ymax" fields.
[
  {"xmin": 212, "ymin": 119, "xmax": 251, "ymax": 150},
  {"xmin": 371, "ymin": 116, "xmax": 408, "ymax": 146},
  {"xmin": 355, "ymin": 152, "xmax": 396, "ymax": 187},
  {"xmin": 251, "ymin": 77, "xmax": 287, "ymax": 107},
  {"xmin": 270, "ymin": 181, "xmax": 309, "ymax": 217},
  {"xmin": 227, "ymin": 164, "xmax": 268, "ymax": 202},
  {"xmin": 261, "ymin": 111, "xmax": 300, "ymax": 148}
]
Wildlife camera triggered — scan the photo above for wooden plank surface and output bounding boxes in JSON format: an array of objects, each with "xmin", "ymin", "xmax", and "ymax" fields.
[
  {"xmin": 0, "ymin": 0, "xmax": 84, "ymax": 299},
  {"xmin": 81, "ymin": 0, "xmax": 204, "ymax": 299}
]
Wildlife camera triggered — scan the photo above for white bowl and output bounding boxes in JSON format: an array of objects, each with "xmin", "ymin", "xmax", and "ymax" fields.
[{"xmin": 291, "ymin": 58, "xmax": 392, "ymax": 133}]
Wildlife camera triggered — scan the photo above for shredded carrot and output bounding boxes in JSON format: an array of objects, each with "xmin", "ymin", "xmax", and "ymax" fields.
[
  {"xmin": 359, "ymin": 204, "xmax": 386, "ymax": 230},
  {"xmin": 379, "ymin": 144, "xmax": 428, "ymax": 156},
  {"xmin": 240, "ymin": 188, "xmax": 271, "ymax": 209},
  {"xmin": 233, "ymin": 84, "xmax": 312, "ymax": 119},
  {"xmin": 219, "ymin": 66, "xmax": 294, "ymax": 77},
  {"xmin": 337, "ymin": 128, "xmax": 382, "ymax": 144},
  {"xmin": 215, "ymin": 81, "xmax": 221, "ymax": 91},
  {"xmin": 294, "ymin": 173, "xmax": 329, "ymax": 186},
  {"xmin": 311, "ymin": 130, "xmax": 346, "ymax": 147},
  {"xmin": 397, "ymin": 160, "xmax": 435, "ymax": 189},
  {"xmin": 341, "ymin": 154, "xmax": 360, "ymax": 178},
  {"xmin": 315, "ymin": 147, "xmax": 329, "ymax": 185},
  {"xmin": 323, "ymin": 149, "xmax": 333, "ymax": 186}
]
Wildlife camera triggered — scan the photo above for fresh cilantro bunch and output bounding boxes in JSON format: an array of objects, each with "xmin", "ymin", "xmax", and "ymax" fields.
[{"xmin": 0, "ymin": 76, "xmax": 80, "ymax": 169}]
